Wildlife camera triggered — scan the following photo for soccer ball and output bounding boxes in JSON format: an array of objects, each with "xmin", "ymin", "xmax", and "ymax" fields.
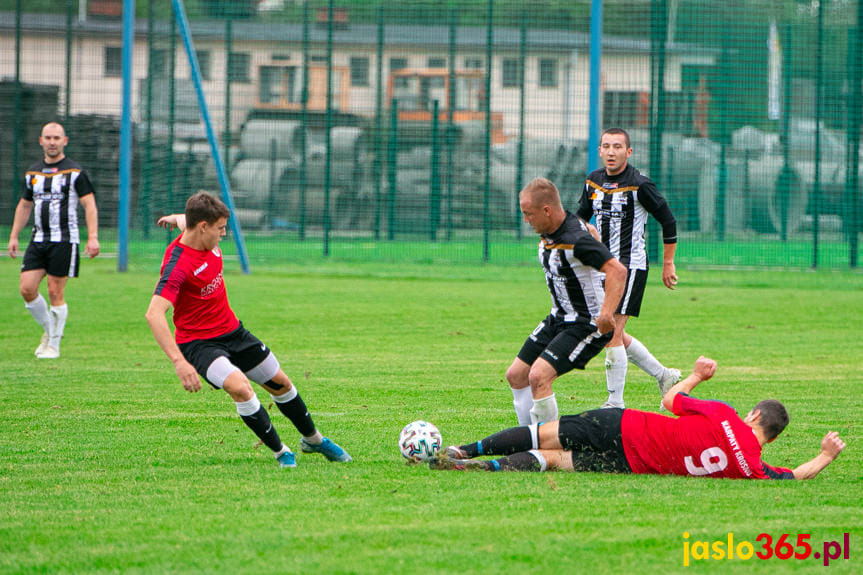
[{"xmin": 398, "ymin": 420, "xmax": 442, "ymax": 461}]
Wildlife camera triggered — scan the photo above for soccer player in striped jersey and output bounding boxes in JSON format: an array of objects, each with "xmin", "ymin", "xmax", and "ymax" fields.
[
  {"xmin": 146, "ymin": 192, "xmax": 351, "ymax": 468},
  {"xmin": 577, "ymin": 128, "xmax": 680, "ymax": 409},
  {"xmin": 8, "ymin": 122, "xmax": 100, "ymax": 359},
  {"xmin": 434, "ymin": 356, "xmax": 846, "ymax": 480},
  {"xmin": 506, "ymin": 178, "xmax": 627, "ymax": 425}
]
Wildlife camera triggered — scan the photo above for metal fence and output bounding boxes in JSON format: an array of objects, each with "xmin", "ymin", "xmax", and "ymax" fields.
[{"xmin": 1, "ymin": 0, "xmax": 861, "ymax": 269}]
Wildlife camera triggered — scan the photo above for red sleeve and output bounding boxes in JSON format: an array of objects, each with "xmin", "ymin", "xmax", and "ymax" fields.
[{"xmin": 671, "ymin": 393, "xmax": 736, "ymax": 418}]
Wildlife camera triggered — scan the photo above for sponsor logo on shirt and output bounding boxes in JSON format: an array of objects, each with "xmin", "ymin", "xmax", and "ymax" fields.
[
  {"xmin": 201, "ymin": 272, "xmax": 224, "ymax": 297},
  {"xmin": 193, "ymin": 262, "xmax": 209, "ymax": 276}
]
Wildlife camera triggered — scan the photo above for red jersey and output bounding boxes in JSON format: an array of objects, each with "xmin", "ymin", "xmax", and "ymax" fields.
[
  {"xmin": 154, "ymin": 234, "xmax": 239, "ymax": 344},
  {"xmin": 620, "ymin": 394, "xmax": 794, "ymax": 480}
]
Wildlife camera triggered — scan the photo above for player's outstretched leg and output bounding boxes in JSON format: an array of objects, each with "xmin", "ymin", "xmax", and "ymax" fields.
[
  {"xmin": 430, "ymin": 450, "xmax": 547, "ymax": 472},
  {"xmin": 270, "ymin": 385, "xmax": 352, "ymax": 462},
  {"xmin": 24, "ymin": 294, "xmax": 52, "ymax": 356},
  {"xmin": 625, "ymin": 335, "xmax": 680, "ymax": 409}
]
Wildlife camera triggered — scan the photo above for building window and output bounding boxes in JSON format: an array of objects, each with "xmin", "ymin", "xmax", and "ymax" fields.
[
  {"xmin": 464, "ymin": 58, "xmax": 483, "ymax": 70},
  {"xmin": 539, "ymin": 58, "xmax": 558, "ymax": 88},
  {"xmin": 427, "ymin": 57, "xmax": 446, "ymax": 69},
  {"xmin": 193, "ymin": 50, "xmax": 211, "ymax": 80},
  {"xmin": 229, "ymin": 52, "xmax": 251, "ymax": 83},
  {"xmin": 350, "ymin": 56, "xmax": 369, "ymax": 87},
  {"xmin": 502, "ymin": 59, "xmax": 521, "ymax": 88},
  {"xmin": 390, "ymin": 57, "xmax": 408, "ymax": 72},
  {"xmin": 104, "ymin": 46, "xmax": 122, "ymax": 77}
]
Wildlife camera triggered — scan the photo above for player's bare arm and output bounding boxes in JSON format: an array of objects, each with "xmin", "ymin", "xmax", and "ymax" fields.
[
  {"xmin": 79, "ymin": 193, "xmax": 100, "ymax": 258},
  {"xmin": 662, "ymin": 242, "xmax": 677, "ymax": 290},
  {"xmin": 145, "ymin": 294, "xmax": 201, "ymax": 392},
  {"xmin": 157, "ymin": 213, "xmax": 187, "ymax": 232},
  {"xmin": 7, "ymin": 198, "xmax": 34, "ymax": 258},
  {"xmin": 661, "ymin": 356, "xmax": 717, "ymax": 411},
  {"xmin": 586, "ymin": 222, "xmax": 600, "ymax": 242},
  {"xmin": 792, "ymin": 431, "xmax": 846, "ymax": 480},
  {"xmin": 597, "ymin": 258, "xmax": 627, "ymax": 334}
]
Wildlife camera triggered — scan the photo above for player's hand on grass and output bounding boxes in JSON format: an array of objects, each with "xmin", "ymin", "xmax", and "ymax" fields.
[
  {"xmin": 662, "ymin": 261, "xmax": 678, "ymax": 290},
  {"xmin": 821, "ymin": 431, "xmax": 846, "ymax": 460},
  {"xmin": 692, "ymin": 356, "xmax": 717, "ymax": 381},
  {"xmin": 174, "ymin": 359, "xmax": 201, "ymax": 392}
]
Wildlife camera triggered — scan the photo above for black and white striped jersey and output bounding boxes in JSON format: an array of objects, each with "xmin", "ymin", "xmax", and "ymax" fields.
[
  {"xmin": 22, "ymin": 157, "xmax": 95, "ymax": 244},
  {"xmin": 577, "ymin": 164, "xmax": 677, "ymax": 270},
  {"xmin": 538, "ymin": 212, "xmax": 614, "ymax": 324}
]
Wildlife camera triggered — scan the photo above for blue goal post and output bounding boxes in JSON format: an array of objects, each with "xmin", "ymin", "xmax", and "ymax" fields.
[{"xmin": 117, "ymin": 0, "xmax": 251, "ymax": 274}]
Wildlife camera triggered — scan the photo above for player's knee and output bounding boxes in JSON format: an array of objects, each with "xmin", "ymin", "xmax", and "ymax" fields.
[
  {"xmin": 506, "ymin": 363, "xmax": 527, "ymax": 388},
  {"xmin": 20, "ymin": 285, "xmax": 37, "ymax": 301},
  {"xmin": 223, "ymin": 377, "xmax": 254, "ymax": 402},
  {"xmin": 528, "ymin": 368, "xmax": 554, "ymax": 394}
]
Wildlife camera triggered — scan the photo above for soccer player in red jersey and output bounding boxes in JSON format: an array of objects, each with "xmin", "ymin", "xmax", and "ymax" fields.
[
  {"xmin": 432, "ymin": 356, "xmax": 845, "ymax": 480},
  {"xmin": 146, "ymin": 192, "xmax": 351, "ymax": 468}
]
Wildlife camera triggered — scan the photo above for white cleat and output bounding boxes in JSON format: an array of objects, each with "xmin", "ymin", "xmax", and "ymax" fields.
[
  {"xmin": 657, "ymin": 368, "xmax": 681, "ymax": 411},
  {"xmin": 36, "ymin": 346, "xmax": 60, "ymax": 359},
  {"xmin": 34, "ymin": 332, "xmax": 50, "ymax": 356}
]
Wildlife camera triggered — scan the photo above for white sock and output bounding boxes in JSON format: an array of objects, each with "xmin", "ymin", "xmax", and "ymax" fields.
[
  {"xmin": 605, "ymin": 346, "xmax": 628, "ymax": 406},
  {"xmin": 235, "ymin": 395, "xmax": 262, "ymax": 416},
  {"xmin": 49, "ymin": 304, "xmax": 68, "ymax": 350},
  {"xmin": 528, "ymin": 449, "xmax": 548, "ymax": 472},
  {"xmin": 529, "ymin": 394, "xmax": 558, "ymax": 424},
  {"xmin": 626, "ymin": 336, "xmax": 665, "ymax": 379},
  {"xmin": 274, "ymin": 443, "xmax": 292, "ymax": 458},
  {"xmin": 25, "ymin": 294, "xmax": 52, "ymax": 334},
  {"xmin": 511, "ymin": 386, "xmax": 533, "ymax": 426}
]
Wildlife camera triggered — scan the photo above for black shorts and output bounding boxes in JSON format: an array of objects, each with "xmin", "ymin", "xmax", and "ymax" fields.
[
  {"xmin": 21, "ymin": 241, "xmax": 80, "ymax": 278},
  {"xmin": 558, "ymin": 409, "xmax": 632, "ymax": 473},
  {"xmin": 517, "ymin": 314, "xmax": 613, "ymax": 375},
  {"xmin": 178, "ymin": 323, "xmax": 272, "ymax": 388},
  {"xmin": 616, "ymin": 268, "xmax": 648, "ymax": 317}
]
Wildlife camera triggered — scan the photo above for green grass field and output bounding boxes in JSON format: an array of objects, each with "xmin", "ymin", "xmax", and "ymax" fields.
[{"xmin": 1, "ymin": 257, "xmax": 861, "ymax": 574}]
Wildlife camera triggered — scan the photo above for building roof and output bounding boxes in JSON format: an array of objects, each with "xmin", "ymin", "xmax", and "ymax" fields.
[{"xmin": 0, "ymin": 11, "xmax": 713, "ymax": 55}]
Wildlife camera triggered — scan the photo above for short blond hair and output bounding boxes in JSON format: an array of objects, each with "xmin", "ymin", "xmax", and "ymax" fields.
[{"xmin": 520, "ymin": 177, "xmax": 562, "ymax": 210}]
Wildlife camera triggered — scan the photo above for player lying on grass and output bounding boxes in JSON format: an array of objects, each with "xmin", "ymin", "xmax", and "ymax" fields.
[
  {"xmin": 431, "ymin": 356, "xmax": 845, "ymax": 479},
  {"xmin": 145, "ymin": 191, "xmax": 351, "ymax": 468}
]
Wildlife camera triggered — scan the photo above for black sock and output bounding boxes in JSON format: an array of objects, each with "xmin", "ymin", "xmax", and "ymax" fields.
[
  {"xmin": 461, "ymin": 426, "xmax": 533, "ymax": 458},
  {"xmin": 490, "ymin": 451, "xmax": 543, "ymax": 472},
  {"xmin": 240, "ymin": 406, "xmax": 283, "ymax": 452},
  {"xmin": 274, "ymin": 392, "xmax": 317, "ymax": 437}
]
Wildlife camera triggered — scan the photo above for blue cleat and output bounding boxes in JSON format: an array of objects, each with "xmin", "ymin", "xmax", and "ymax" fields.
[
  {"xmin": 300, "ymin": 437, "xmax": 352, "ymax": 462},
  {"xmin": 277, "ymin": 450, "xmax": 297, "ymax": 468}
]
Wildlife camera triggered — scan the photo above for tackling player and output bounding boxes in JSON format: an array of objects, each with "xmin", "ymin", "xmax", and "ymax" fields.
[
  {"xmin": 435, "ymin": 356, "xmax": 845, "ymax": 480},
  {"xmin": 145, "ymin": 191, "xmax": 351, "ymax": 468}
]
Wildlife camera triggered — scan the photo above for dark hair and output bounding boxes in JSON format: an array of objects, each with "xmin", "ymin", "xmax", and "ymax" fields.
[
  {"xmin": 520, "ymin": 177, "xmax": 562, "ymax": 209},
  {"xmin": 753, "ymin": 399, "xmax": 789, "ymax": 441},
  {"xmin": 185, "ymin": 191, "xmax": 230, "ymax": 228},
  {"xmin": 601, "ymin": 127, "xmax": 631, "ymax": 149}
]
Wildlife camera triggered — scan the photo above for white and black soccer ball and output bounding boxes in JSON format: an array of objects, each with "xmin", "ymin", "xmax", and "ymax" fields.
[{"xmin": 398, "ymin": 420, "xmax": 443, "ymax": 462}]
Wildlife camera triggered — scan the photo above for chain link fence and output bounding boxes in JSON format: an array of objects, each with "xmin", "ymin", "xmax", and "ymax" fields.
[{"xmin": 1, "ymin": 0, "xmax": 860, "ymax": 269}]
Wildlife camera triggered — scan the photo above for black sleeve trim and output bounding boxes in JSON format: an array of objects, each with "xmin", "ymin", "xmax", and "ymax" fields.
[
  {"xmin": 576, "ymin": 187, "xmax": 593, "ymax": 221},
  {"xmin": 763, "ymin": 465, "xmax": 795, "ymax": 480},
  {"xmin": 637, "ymin": 182, "xmax": 677, "ymax": 243}
]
